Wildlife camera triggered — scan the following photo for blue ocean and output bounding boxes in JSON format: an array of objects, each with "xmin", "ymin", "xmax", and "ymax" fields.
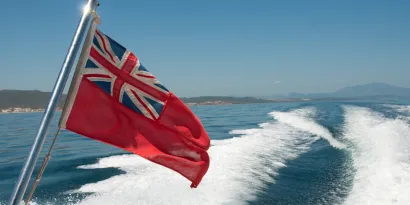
[{"xmin": 1, "ymin": 100, "xmax": 410, "ymax": 205}]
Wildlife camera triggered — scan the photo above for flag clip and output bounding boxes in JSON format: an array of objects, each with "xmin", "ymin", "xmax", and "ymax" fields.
[{"xmin": 92, "ymin": 11, "xmax": 101, "ymax": 24}]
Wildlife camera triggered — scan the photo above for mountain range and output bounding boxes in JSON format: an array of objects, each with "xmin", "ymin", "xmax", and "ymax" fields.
[{"xmin": 268, "ymin": 83, "xmax": 410, "ymax": 99}]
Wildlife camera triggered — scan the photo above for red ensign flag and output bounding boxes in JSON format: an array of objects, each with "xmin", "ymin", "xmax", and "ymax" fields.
[{"xmin": 59, "ymin": 24, "xmax": 210, "ymax": 187}]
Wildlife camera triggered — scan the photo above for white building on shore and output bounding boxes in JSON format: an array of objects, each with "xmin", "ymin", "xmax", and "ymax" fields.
[{"xmin": 0, "ymin": 108, "xmax": 45, "ymax": 113}]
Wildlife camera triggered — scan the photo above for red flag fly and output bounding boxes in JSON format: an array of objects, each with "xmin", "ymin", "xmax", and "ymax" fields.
[{"xmin": 59, "ymin": 22, "xmax": 210, "ymax": 187}]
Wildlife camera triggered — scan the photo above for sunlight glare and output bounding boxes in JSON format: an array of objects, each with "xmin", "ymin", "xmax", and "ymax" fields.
[{"xmin": 82, "ymin": 2, "xmax": 91, "ymax": 14}]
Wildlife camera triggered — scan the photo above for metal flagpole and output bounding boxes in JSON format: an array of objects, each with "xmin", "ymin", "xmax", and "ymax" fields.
[
  {"xmin": 23, "ymin": 13, "xmax": 101, "ymax": 204},
  {"xmin": 8, "ymin": 1, "xmax": 99, "ymax": 204}
]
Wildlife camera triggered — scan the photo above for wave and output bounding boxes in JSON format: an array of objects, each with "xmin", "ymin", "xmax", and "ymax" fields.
[
  {"xmin": 384, "ymin": 104, "xmax": 410, "ymax": 114},
  {"xmin": 269, "ymin": 108, "xmax": 346, "ymax": 149},
  {"xmin": 384, "ymin": 104, "xmax": 410, "ymax": 121},
  {"xmin": 342, "ymin": 106, "xmax": 410, "ymax": 205},
  {"xmin": 69, "ymin": 108, "xmax": 325, "ymax": 205}
]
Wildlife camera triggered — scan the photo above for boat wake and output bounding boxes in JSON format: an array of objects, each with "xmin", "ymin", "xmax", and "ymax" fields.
[
  {"xmin": 65, "ymin": 108, "xmax": 335, "ymax": 205},
  {"xmin": 342, "ymin": 106, "xmax": 410, "ymax": 205}
]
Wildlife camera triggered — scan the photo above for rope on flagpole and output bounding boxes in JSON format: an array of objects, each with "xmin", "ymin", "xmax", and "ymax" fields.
[{"xmin": 24, "ymin": 128, "xmax": 61, "ymax": 205}]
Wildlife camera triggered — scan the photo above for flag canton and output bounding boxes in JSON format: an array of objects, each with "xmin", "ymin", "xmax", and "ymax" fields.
[{"xmin": 82, "ymin": 29, "xmax": 170, "ymax": 120}]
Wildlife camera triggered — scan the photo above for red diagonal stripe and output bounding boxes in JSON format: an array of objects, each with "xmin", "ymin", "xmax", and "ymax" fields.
[
  {"xmin": 96, "ymin": 31, "xmax": 116, "ymax": 63},
  {"xmin": 84, "ymin": 74, "xmax": 111, "ymax": 78},
  {"xmin": 90, "ymin": 47, "xmax": 169, "ymax": 101},
  {"xmin": 136, "ymin": 74, "xmax": 155, "ymax": 78},
  {"xmin": 130, "ymin": 90, "xmax": 156, "ymax": 119}
]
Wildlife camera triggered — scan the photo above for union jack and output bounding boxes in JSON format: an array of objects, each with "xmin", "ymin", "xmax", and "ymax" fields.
[{"xmin": 82, "ymin": 29, "xmax": 170, "ymax": 120}]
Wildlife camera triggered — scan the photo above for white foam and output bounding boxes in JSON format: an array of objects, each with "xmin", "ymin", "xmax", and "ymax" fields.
[
  {"xmin": 71, "ymin": 108, "xmax": 319, "ymax": 205},
  {"xmin": 384, "ymin": 104, "xmax": 410, "ymax": 121},
  {"xmin": 384, "ymin": 104, "xmax": 410, "ymax": 114},
  {"xmin": 269, "ymin": 108, "xmax": 347, "ymax": 149},
  {"xmin": 342, "ymin": 106, "xmax": 410, "ymax": 205}
]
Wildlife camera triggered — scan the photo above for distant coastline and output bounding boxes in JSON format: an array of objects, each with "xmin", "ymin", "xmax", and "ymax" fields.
[
  {"xmin": 0, "ymin": 90, "xmax": 301, "ymax": 113},
  {"xmin": 0, "ymin": 98, "xmax": 321, "ymax": 114},
  {"xmin": 2, "ymin": 82, "xmax": 410, "ymax": 114},
  {"xmin": 0, "ymin": 95, "xmax": 305, "ymax": 114}
]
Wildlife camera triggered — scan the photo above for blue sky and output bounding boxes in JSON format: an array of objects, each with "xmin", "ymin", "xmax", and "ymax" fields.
[{"xmin": 1, "ymin": 0, "xmax": 409, "ymax": 97}]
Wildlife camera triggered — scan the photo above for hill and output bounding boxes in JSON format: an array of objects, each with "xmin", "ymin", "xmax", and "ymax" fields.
[
  {"xmin": 0, "ymin": 90, "xmax": 67, "ymax": 109},
  {"xmin": 333, "ymin": 83, "xmax": 410, "ymax": 97},
  {"xmin": 286, "ymin": 83, "xmax": 410, "ymax": 99}
]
